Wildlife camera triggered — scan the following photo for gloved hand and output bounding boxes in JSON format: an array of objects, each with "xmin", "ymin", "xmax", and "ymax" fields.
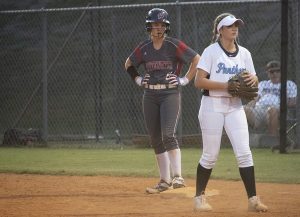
[
  {"xmin": 227, "ymin": 70, "xmax": 258, "ymax": 100},
  {"xmin": 135, "ymin": 74, "xmax": 150, "ymax": 86},
  {"xmin": 165, "ymin": 73, "xmax": 189, "ymax": 86}
]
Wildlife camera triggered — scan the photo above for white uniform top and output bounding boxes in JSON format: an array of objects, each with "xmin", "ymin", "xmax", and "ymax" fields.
[
  {"xmin": 256, "ymin": 80, "xmax": 297, "ymax": 107},
  {"xmin": 197, "ymin": 42, "xmax": 256, "ymax": 97}
]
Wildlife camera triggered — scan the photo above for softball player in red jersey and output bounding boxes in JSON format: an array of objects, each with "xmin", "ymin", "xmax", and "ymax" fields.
[
  {"xmin": 193, "ymin": 13, "xmax": 268, "ymax": 212},
  {"xmin": 124, "ymin": 8, "xmax": 200, "ymax": 193}
]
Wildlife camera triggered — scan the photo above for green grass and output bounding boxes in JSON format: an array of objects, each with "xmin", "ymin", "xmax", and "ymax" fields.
[{"xmin": 0, "ymin": 147, "xmax": 299, "ymax": 184}]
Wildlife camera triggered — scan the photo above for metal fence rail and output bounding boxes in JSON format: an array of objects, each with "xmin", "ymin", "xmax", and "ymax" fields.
[{"xmin": 0, "ymin": 0, "xmax": 299, "ymax": 148}]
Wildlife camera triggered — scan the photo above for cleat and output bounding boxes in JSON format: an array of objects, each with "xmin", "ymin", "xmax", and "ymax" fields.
[
  {"xmin": 146, "ymin": 179, "xmax": 171, "ymax": 194},
  {"xmin": 172, "ymin": 176, "xmax": 186, "ymax": 189},
  {"xmin": 194, "ymin": 195, "xmax": 212, "ymax": 212},
  {"xmin": 248, "ymin": 196, "xmax": 268, "ymax": 212}
]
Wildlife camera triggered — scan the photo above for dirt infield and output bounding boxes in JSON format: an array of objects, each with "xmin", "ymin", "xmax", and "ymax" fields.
[{"xmin": 0, "ymin": 174, "xmax": 299, "ymax": 217}]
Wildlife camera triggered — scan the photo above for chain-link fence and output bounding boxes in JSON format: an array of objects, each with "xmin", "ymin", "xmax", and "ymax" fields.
[{"xmin": 0, "ymin": 0, "xmax": 299, "ymax": 148}]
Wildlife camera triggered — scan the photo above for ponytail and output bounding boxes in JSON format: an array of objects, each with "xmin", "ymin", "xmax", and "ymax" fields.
[{"xmin": 210, "ymin": 13, "xmax": 233, "ymax": 44}]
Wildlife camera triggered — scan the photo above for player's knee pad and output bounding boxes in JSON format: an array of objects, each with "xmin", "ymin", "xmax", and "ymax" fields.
[{"xmin": 236, "ymin": 153, "xmax": 253, "ymax": 167}]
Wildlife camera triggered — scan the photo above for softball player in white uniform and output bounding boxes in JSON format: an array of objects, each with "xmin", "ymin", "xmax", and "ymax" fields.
[{"xmin": 193, "ymin": 13, "xmax": 268, "ymax": 212}]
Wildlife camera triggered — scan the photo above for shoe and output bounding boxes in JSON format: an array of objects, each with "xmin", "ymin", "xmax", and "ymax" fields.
[
  {"xmin": 172, "ymin": 176, "xmax": 186, "ymax": 189},
  {"xmin": 194, "ymin": 195, "xmax": 212, "ymax": 212},
  {"xmin": 248, "ymin": 196, "xmax": 268, "ymax": 212},
  {"xmin": 145, "ymin": 179, "xmax": 171, "ymax": 194}
]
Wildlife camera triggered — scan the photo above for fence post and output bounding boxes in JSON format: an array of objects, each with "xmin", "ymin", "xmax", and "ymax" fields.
[
  {"xmin": 296, "ymin": 1, "xmax": 300, "ymax": 149},
  {"xmin": 280, "ymin": 0, "xmax": 288, "ymax": 153},
  {"xmin": 42, "ymin": 8, "xmax": 48, "ymax": 143},
  {"xmin": 91, "ymin": 8, "xmax": 102, "ymax": 142}
]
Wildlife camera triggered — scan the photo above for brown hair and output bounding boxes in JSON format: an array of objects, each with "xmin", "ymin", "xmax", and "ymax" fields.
[
  {"xmin": 211, "ymin": 12, "xmax": 234, "ymax": 44},
  {"xmin": 266, "ymin": 60, "xmax": 280, "ymax": 72}
]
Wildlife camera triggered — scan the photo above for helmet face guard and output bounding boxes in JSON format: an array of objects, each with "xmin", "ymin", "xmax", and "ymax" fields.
[{"xmin": 145, "ymin": 8, "xmax": 170, "ymax": 34}]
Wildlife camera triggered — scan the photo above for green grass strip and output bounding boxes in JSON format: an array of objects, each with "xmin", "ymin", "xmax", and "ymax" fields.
[{"xmin": 0, "ymin": 147, "xmax": 299, "ymax": 184}]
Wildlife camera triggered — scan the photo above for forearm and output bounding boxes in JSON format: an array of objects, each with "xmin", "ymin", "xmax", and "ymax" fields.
[
  {"xmin": 125, "ymin": 58, "xmax": 147, "ymax": 86},
  {"xmin": 184, "ymin": 54, "xmax": 201, "ymax": 82},
  {"xmin": 125, "ymin": 58, "xmax": 139, "ymax": 81}
]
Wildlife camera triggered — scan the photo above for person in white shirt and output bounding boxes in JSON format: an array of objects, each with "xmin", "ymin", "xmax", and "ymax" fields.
[
  {"xmin": 193, "ymin": 13, "xmax": 268, "ymax": 212},
  {"xmin": 244, "ymin": 60, "xmax": 297, "ymax": 137}
]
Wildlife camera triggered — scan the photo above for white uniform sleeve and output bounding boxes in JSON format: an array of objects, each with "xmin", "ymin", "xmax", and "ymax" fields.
[
  {"xmin": 244, "ymin": 49, "xmax": 256, "ymax": 75},
  {"xmin": 197, "ymin": 48, "xmax": 211, "ymax": 74}
]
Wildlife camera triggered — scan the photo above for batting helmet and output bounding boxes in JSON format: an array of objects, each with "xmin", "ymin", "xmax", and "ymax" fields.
[{"xmin": 145, "ymin": 8, "xmax": 170, "ymax": 33}]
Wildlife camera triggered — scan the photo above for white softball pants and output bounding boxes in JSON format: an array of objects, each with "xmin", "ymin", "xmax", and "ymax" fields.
[{"xmin": 198, "ymin": 96, "xmax": 253, "ymax": 169}]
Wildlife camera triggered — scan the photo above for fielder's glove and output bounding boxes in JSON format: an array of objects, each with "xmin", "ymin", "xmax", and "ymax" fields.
[
  {"xmin": 227, "ymin": 70, "xmax": 258, "ymax": 101},
  {"xmin": 135, "ymin": 74, "xmax": 150, "ymax": 86},
  {"xmin": 165, "ymin": 73, "xmax": 189, "ymax": 86}
]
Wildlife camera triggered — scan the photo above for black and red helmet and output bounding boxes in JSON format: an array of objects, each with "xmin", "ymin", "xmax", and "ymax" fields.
[{"xmin": 145, "ymin": 8, "xmax": 170, "ymax": 33}]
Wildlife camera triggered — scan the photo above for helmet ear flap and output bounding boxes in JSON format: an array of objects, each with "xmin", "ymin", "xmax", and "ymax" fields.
[
  {"xmin": 145, "ymin": 23, "xmax": 152, "ymax": 32},
  {"xmin": 165, "ymin": 24, "xmax": 170, "ymax": 34}
]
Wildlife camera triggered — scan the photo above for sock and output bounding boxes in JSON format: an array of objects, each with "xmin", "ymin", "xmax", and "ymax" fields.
[
  {"xmin": 167, "ymin": 148, "xmax": 181, "ymax": 177},
  {"xmin": 195, "ymin": 163, "xmax": 212, "ymax": 196},
  {"xmin": 239, "ymin": 166, "xmax": 256, "ymax": 198},
  {"xmin": 156, "ymin": 152, "xmax": 171, "ymax": 183}
]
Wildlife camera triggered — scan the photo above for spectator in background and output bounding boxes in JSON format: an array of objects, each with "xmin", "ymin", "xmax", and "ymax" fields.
[{"xmin": 244, "ymin": 60, "xmax": 297, "ymax": 138}]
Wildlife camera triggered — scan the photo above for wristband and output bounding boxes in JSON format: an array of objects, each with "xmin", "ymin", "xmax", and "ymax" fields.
[
  {"xmin": 126, "ymin": 65, "xmax": 139, "ymax": 80},
  {"xmin": 179, "ymin": 76, "xmax": 189, "ymax": 86},
  {"xmin": 135, "ymin": 76, "xmax": 142, "ymax": 86}
]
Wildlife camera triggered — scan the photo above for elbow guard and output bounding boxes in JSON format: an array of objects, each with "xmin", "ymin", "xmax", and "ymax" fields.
[{"xmin": 126, "ymin": 65, "xmax": 139, "ymax": 80}]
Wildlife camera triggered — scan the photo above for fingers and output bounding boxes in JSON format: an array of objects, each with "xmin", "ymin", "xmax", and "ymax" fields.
[
  {"xmin": 141, "ymin": 74, "xmax": 150, "ymax": 85},
  {"xmin": 243, "ymin": 73, "xmax": 257, "ymax": 87},
  {"xmin": 245, "ymin": 79, "xmax": 253, "ymax": 86},
  {"xmin": 247, "ymin": 79, "xmax": 257, "ymax": 87},
  {"xmin": 166, "ymin": 73, "xmax": 179, "ymax": 85},
  {"xmin": 241, "ymin": 73, "xmax": 251, "ymax": 83},
  {"xmin": 165, "ymin": 73, "xmax": 177, "ymax": 80}
]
